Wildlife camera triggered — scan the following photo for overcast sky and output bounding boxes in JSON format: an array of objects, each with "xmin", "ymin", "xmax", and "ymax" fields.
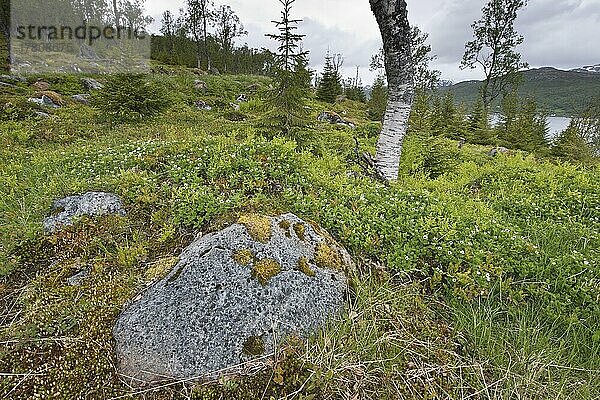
[{"xmin": 145, "ymin": 0, "xmax": 600, "ymax": 84}]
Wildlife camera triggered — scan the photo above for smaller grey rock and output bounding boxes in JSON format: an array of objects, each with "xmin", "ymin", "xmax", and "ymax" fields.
[
  {"xmin": 489, "ymin": 147, "xmax": 509, "ymax": 157},
  {"xmin": 230, "ymin": 102, "xmax": 240, "ymax": 111},
  {"xmin": 67, "ymin": 270, "xmax": 90, "ymax": 286},
  {"xmin": 43, "ymin": 192, "xmax": 126, "ymax": 233},
  {"xmin": 72, "ymin": 94, "xmax": 90, "ymax": 105},
  {"xmin": 34, "ymin": 111, "xmax": 51, "ymax": 119},
  {"xmin": 28, "ymin": 95, "xmax": 60, "ymax": 108},
  {"xmin": 194, "ymin": 80, "xmax": 208, "ymax": 92},
  {"xmin": 0, "ymin": 81, "xmax": 17, "ymax": 89},
  {"xmin": 82, "ymin": 78, "xmax": 103, "ymax": 90},
  {"xmin": 194, "ymin": 100, "xmax": 212, "ymax": 111},
  {"xmin": 79, "ymin": 44, "xmax": 99, "ymax": 60},
  {"xmin": 317, "ymin": 111, "xmax": 355, "ymax": 129},
  {"xmin": 0, "ymin": 75, "xmax": 26, "ymax": 84}
]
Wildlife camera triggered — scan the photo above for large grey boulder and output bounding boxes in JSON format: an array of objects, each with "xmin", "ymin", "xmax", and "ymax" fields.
[
  {"xmin": 114, "ymin": 213, "xmax": 352, "ymax": 384},
  {"xmin": 43, "ymin": 192, "xmax": 126, "ymax": 233}
]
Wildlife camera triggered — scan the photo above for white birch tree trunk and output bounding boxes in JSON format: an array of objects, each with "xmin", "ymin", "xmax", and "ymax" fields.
[{"xmin": 370, "ymin": 0, "xmax": 414, "ymax": 181}]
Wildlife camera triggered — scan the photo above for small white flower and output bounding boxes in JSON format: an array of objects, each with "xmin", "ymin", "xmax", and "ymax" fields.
[{"xmin": 485, "ymin": 273, "xmax": 491, "ymax": 282}]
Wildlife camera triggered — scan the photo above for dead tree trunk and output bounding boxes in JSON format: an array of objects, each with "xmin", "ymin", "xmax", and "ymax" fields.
[{"xmin": 370, "ymin": 0, "xmax": 414, "ymax": 181}]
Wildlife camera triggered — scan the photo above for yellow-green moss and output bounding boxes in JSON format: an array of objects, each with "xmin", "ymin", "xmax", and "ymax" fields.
[
  {"xmin": 314, "ymin": 241, "xmax": 343, "ymax": 271},
  {"xmin": 252, "ymin": 258, "xmax": 281, "ymax": 285},
  {"xmin": 242, "ymin": 335, "xmax": 265, "ymax": 356},
  {"xmin": 293, "ymin": 223, "xmax": 306, "ymax": 241},
  {"xmin": 297, "ymin": 256, "xmax": 315, "ymax": 277},
  {"xmin": 145, "ymin": 256, "xmax": 179, "ymax": 281},
  {"xmin": 238, "ymin": 214, "xmax": 272, "ymax": 243},
  {"xmin": 278, "ymin": 220, "xmax": 292, "ymax": 237},
  {"xmin": 233, "ymin": 248, "xmax": 254, "ymax": 266}
]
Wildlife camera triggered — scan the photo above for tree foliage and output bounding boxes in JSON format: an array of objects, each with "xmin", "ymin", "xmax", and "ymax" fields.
[
  {"xmin": 552, "ymin": 125, "xmax": 595, "ymax": 162},
  {"xmin": 214, "ymin": 5, "xmax": 247, "ymax": 72},
  {"xmin": 367, "ymin": 75, "xmax": 388, "ymax": 122},
  {"xmin": 262, "ymin": 0, "xmax": 311, "ymax": 139},
  {"xmin": 316, "ymin": 52, "xmax": 343, "ymax": 103},
  {"xmin": 183, "ymin": 0, "xmax": 214, "ymax": 70},
  {"xmin": 91, "ymin": 74, "xmax": 170, "ymax": 123},
  {"xmin": 468, "ymin": 99, "xmax": 495, "ymax": 145},
  {"xmin": 571, "ymin": 93, "xmax": 600, "ymax": 156},
  {"xmin": 370, "ymin": 26, "xmax": 441, "ymax": 90},
  {"xmin": 0, "ymin": 0, "xmax": 7, "ymax": 72},
  {"xmin": 344, "ymin": 68, "xmax": 367, "ymax": 103},
  {"xmin": 154, "ymin": 6, "xmax": 270, "ymax": 75},
  {"xmin": 461, "ymin": 0, "xmax": 528, "ymax": 109},
  {"xmin": 497, "ymin": 93, "xmax": 548, "ymax": 154}
]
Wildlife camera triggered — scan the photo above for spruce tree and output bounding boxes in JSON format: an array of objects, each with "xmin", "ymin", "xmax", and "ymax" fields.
[
  {"xmin": 262, "ymin": 0, "xmax": 312, "ymax": 139},
  {"xmin": 552, "ymin": 124, "xmax": 594, "ymax": 162},
  {"xmin": 498, "ymin": 90, "xmax": 519, "ymax": 139},
  {"xmin": 409, "ymin": 89, "xmax": 432, "ymax": 133},
  {"xmin": 498, "ymin": 95, "xmax": 548, "ymax": 154},
  {"xmin": 468, "ymin": 99, "xmax": 495, "ymax": 145},
  {"xmin": 316, "ymin": 52, "xmax": 343, "ymax": 103},
  {"xmin": 345, "ymin": 67, "xmax": 367, "ymax": 103},
  {"xmin": 516, "ymin": 98, "xmax": 549, "ymax": 154},
  {"xmin": 572, "ymin": 94, "xmax": 600, "ymax": 156},
  {"xmin": 367, "ymin": 75, "xmax": 388, "ymax": 121}
]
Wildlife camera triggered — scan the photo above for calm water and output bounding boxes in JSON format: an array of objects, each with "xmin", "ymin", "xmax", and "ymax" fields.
[{"xmin": 489, "ymin": 114, "xmax": 571, "ymax": 139}]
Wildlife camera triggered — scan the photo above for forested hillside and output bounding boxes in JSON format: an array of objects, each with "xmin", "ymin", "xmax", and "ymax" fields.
[{"xmin": 445, "ymin": 67, "xmax": 600, "ymax": 116}]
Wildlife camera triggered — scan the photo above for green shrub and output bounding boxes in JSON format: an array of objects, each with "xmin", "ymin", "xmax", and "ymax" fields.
[
  {"xmin": 400, "ymin": 132, "xmax": 460, "ymax": 178},
  {"xmin": 91, "ymin": 74, "xmax": 171, "ymax": 123},
  {"xmin": 0, "ymin": 96, "xmax": 43, "ymax": 121}
]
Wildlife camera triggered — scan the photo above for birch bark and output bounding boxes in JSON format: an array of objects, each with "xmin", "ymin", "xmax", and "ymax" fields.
[{"xmin": 370, "ymin": 0, "xmax": 414, "ymax": 181}]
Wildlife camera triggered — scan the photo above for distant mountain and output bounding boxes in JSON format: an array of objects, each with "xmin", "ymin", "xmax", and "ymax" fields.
[
  {"xmin": 571, "ymin": 64, "xmax": 600, "ymax": 74},
  {"xmin": 443, "ymin": 67, "xmax": 600, "ymax": 117}
]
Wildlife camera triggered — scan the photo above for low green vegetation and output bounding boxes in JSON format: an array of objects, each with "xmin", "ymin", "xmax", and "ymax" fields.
[{"xmin": 1, "ymin": 69, "xmax": 599, "ymax": 399}]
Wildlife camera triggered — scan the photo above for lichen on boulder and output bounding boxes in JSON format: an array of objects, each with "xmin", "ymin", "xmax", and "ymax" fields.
[{"xmin": 113, "ymin": 213, "xmax": 353, "ymax": 384}]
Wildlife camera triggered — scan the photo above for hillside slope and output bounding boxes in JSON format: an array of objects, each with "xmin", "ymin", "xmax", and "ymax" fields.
[
  {"xmin": 445, "ymin": 67, "xmax": 600, "ymax": 116},
  {"xmin": 1, "ymin": 70, "xmax": 599, "ymax": 399}
]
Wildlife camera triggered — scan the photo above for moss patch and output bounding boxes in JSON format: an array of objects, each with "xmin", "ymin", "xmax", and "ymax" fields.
[
  {"xmin": 278, "ymin": 220, "xmax": 292, "ymax": 237},
  {"xmin": 252, "ymin": 258, "xmax": 282, "ymax": 285},
  {"xmin": 297, "ymin": 257, "xmax": 315, "ymax": 277},
  {"xmin": 145, "ymin": 256, "xmax": 179, "ymax": 281},
  {"xmin": 238, "ymin": 214, "xmax": 272, "ymax": 243},
  {"xmin": 242, "ymin": 335, "xmax": 265, "ymax": 356},
  {"xmin": 314, "ymin": 241, "xmax": 344, "ymax": 271},
  {"xmin": 233, "ymin": 248, "xmax": 254, "ymax": 266},
  {"xmin": 293, "ymin": 223, "xmax": 306, "ymax": 241}
]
